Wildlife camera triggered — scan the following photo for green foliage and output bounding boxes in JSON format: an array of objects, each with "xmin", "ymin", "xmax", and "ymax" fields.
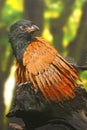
[
  {"xmin": 42, "ymin": 0, "xmax": 64, "ymax": 42},
  {"xmin": 1, "ymin": 4, "xmax": 22, "ymax": 26},
  {"xmin": 1, "ymin": 0, "xmax": 23, "ymax": 27},
  {"xmin": 80, "ymin": 71, "xmax": 87, "ymax": 88},
  {"xmin": 44, "ymin": 0, "xmax": 63, "ymax": 20},
  {"xmin": 63, "ymin": 0, "xmax": 86, "ymax": 49},
  {"xmin": 0, "ymin": 0, "xmax": 23, "ymax": 72}
]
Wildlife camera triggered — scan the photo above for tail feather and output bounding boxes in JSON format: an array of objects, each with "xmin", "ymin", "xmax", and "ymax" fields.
[
  {"xmin": 50, "ymin": 64, "xmax": 75, "ymax": 99},
  {"xmin": 43, "ymin": 71, "xmax": 61, "ymax": 101},
  {"xmin": 29, "ymin": 73, "xmax": 37, "ymax": 89},
  {"xmin": 45, "ymin": 69, "xmax": 62, "ymax": 101},
  {"xmin": 38, "ymin": 73, "xmax": 58, "ymax": 101},
  {"xmin": 35, "ymin": 75, "xmax": 49, "ymax": 101}
]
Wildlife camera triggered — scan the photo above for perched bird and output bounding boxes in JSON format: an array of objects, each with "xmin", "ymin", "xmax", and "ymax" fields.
[
  {"xmin": 9, "ymin": 19, "xmax": 80, "ymax": 103},
  {"xmin": 7, "ymin": 19, "xmax": 87, "ymax": 130}
]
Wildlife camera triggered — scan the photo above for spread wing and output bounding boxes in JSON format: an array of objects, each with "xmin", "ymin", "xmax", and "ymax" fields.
[{"xmin": 16, "ymin": 37, "xmax": 80, "ymax": 102}]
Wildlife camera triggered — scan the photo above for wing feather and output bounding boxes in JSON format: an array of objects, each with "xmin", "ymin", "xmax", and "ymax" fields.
[
  {"xmin": 35, "ymin": 75, "xmax": 49, "ymax": 100},
  {"xmin": 16, "ymin": 37, "xmax": 80, "ymax": 102}
]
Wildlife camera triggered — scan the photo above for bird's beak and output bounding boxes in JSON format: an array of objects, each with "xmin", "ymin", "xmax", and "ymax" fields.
[{"xmin": 27, "ymin": 24, "xmax": 40, "ymax": 33}]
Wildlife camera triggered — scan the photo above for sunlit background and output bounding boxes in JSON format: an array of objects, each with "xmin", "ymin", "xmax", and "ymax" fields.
[{"xmin": 0, "ymin": 0, "xmax": 87, "ymax": 129}]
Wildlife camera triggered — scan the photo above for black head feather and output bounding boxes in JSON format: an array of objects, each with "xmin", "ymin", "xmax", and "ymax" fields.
[{"xmin": 9, "ymin": 19, "xmax": 39, "ymax": 64}]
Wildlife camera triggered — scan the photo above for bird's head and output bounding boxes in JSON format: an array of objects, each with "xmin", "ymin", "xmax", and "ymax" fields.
[
  {"xmin": 9, "ymin": 19, "xmax": 39, "ymax": 43},
  {"xmin": 9, "ymin": 19, "xmax": 40, "ymax": 63}
]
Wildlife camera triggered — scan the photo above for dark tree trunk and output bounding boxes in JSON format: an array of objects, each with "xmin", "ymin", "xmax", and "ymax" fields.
[{"xmin": 24, "ymin": 0, "xmax": 44, "ymax": 32}]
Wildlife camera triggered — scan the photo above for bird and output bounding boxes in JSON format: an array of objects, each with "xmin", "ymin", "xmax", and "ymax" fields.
[
  {"xmin": 8, "ymin": 19, "xmax": 81, "ymax": 103},
  {"xmin": 7, "ymin": 19, "xmax": 87, "ymax": 130}
]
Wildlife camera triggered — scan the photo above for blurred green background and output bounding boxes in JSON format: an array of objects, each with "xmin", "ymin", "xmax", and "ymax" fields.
[{"xmin": 0, "ymin": 0, "xmax": 87, "ymax": 129}]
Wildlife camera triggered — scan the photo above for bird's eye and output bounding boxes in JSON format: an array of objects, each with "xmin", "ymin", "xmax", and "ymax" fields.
[{"xmin": 19, "ymin": 25, "xmax": 28, "ymax": 30}]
